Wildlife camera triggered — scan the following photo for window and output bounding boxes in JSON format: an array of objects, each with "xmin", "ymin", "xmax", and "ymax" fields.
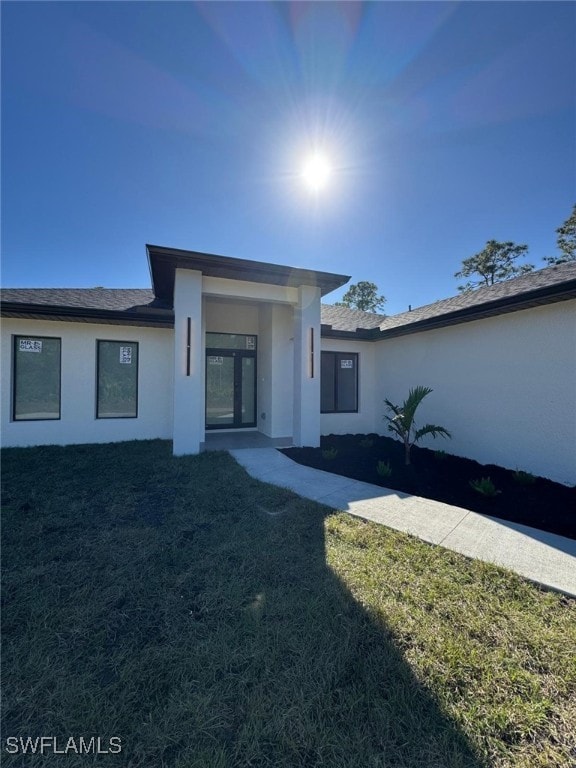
[
  {"xmin": 96, "ymin": 341, "xmax": 138, "ymax": 418},
  {"xmin": 321, "ymin": 352, "xmax": 358, "ymax": 413},
  {"xmin": 13, "ymin": 336, "xmax": 61, "ymax": 420},
  {"xmin": 205, "ymin": 333, "xmax": 257, "ymax": 351}
]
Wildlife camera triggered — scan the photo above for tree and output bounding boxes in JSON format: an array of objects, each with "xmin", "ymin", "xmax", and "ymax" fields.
[
  {"xmin": 383, "ymin": 386, "xmax": 451, "ymax": 466},
  {"xmin": 455, "ymin": 240, "xmax": 533, "ymax": 292},
  {"xmin": 544, "ymin": 204, "xmax": 576, "ymax": 266},
  {"xmin": 337, "ymin": 281, "xmax": 386, "ymax": 312}
]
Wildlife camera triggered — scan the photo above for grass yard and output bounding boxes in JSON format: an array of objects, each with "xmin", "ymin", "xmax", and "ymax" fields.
[{"xmin": 2, "ymin": 440, "xmax": 575, "ymax": 767}]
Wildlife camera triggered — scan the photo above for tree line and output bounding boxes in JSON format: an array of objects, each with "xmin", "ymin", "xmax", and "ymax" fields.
[{"xmin": 338, "ymin": 204, "xmax": 576, "ymax": 312}]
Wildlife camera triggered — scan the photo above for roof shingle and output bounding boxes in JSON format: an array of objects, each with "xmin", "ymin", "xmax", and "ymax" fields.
[
  {"xmin": 320, "ymin": 304, "xmax": 386, "ymax": 331},
  {"xmin": 2, "ymin": 261, "xmax": 575, "ymax": 334},
  {"xmin": 0, "ymin": 287, "xmax": 159, "ymax": 311},
  {"xmin": 376, "ymin": 261, "xmax": 576, "ymax": 333}
]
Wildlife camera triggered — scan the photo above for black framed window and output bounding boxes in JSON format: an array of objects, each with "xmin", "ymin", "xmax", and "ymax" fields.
[
  {"xmin": 205, "ymin": 332, "xmax": 257, "ymax": 351},
  {"xmin": 96, "ymin": 341, "xmax": 138, "ymax": 418},
  {"xmin": 321, "ymin": 351, "xmax": 358, "ymax": 413},
  {"xmin": 13, "ymin": 336, "xmax": 61, "ymax": 421}
]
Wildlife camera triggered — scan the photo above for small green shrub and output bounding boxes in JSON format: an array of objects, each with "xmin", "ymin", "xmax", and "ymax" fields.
[
  {"xmin": 513, "ymin": 469, "xmax": 536, "ymax": 485},
  {"xmin": 377, "ymin": 460, "xmax": 392, "ymax": 478},
  {"xmin": 383, "ymin": 386, "xmax": 451, "ymax": 465},
  {"xmin": 359, "ymin": 437, "xmax": 374, "ymax": 448},
  {"xmin": 469, "ymin": 477, "xmax": 501, "ymax": 497},
  {"xmin": 322, "ymin": 447, "xmax": 338, "ymax": 460},
  {"xmin": 434, "ymin": 449, "xmax": 447, "ymax": 460}
]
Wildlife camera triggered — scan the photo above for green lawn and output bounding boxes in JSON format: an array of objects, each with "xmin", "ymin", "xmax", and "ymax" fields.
[{"xmin": 2, "ymin": 440, "xmax": 575, "ymax": 767}]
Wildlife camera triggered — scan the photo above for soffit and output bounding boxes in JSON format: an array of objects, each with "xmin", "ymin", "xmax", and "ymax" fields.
[{"xmin": 147, "ymin": 244, "xmax": 350, "ymax": 304}]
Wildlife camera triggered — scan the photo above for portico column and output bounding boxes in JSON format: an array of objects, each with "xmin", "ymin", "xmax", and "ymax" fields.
[
  {"xmin": 293, "ymin": 285, "xmax": 321, "ymax": 447},
  {"xmin": 173, "ymin": 269, "xmax": 203, "ymax": 455}
]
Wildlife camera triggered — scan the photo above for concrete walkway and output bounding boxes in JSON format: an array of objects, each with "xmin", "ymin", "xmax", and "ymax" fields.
[{"xmin": 230, "ymin": 448, "xmax": 576, "ymax": 598}]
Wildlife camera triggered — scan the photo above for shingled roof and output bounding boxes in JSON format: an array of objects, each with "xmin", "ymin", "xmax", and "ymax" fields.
[
  {"xmin": 2, "ymin": 261, "xmax": 575, "ymax": 335},
  {"xmin": 0, "ymin": 288, "xmax": 172, "ymax": 327},
  {"xmin": 374, "ymin": 261, "xmax": 576, "ymax": 338},
  {"xmin": 1, "ymin": 288, "xmax": 157, "ymax": 310},
  {"xmin": 0, "ymin": 286, "xmax": 382, "ymax": 331},
  {"xmin": 320, "ymin": 304, "xmax": 386, "ymax": 332}
]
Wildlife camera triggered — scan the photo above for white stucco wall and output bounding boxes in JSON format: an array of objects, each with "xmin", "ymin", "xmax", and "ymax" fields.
[
  {"xmin": 258, "ymin": 304, "xmax": 294, "ymax": 438},
  {"xmin": 320, "ymin": 338, "xmax": 377, "ymax": 436},
  {"xmin": 1, "ymin": 318, "xmax": 174, "ymax": 448},
  {"xmin": 173, "ymin": 269, "xmax": 203, "ymax": 454},
  {"xmin": 374, "ymin": 300, "xmax": 576, "ymax": 485},
  {"xmin": 204, "ymin": 300, "xmax": 260, "ymax": 335},
  {"xmin": 203, "ymin": 276, "xmax": 298, "ymax": 305},
  {"xmin": 293, "ymin": 286, "xmax": 321, "ymax": 447},
  {"xmin": 257, "ymin": 305, "xmax": 274, "ymax": 436}
]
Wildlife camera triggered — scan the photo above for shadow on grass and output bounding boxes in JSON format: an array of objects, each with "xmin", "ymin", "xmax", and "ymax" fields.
[{"xmin": 2, "ymin": 440, "xmax": 488, "ymax": 767}]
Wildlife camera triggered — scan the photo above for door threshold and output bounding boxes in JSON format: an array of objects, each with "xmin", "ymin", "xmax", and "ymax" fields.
[{"xmin": 201, "ymin": 432, "xmax": 293, "ymax": 451}]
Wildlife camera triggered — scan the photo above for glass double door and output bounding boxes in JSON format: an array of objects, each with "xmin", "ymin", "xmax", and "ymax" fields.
[{"xmin": 205, "ymin": 350, "xmax": 256, "ymax": 429}]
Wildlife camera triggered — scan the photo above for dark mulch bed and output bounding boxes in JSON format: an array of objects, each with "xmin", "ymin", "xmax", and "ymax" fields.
[{"xmin": 282, "ymin": 434, "xmax": 576, "ymax": 540}]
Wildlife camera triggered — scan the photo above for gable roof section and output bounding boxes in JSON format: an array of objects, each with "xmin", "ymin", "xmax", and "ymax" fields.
[{"xmin": 147, "ymin": 244, "xmax": 350, "ymax": 302}]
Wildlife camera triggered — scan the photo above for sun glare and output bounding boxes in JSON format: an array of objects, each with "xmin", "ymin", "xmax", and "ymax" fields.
[{"xmin": 302, "ymin": 153, "xmax": 332, "ymax": 192}]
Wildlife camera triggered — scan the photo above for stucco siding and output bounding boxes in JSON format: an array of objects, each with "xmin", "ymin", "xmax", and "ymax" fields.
[
  {"xmin": 3, "ymin": 294, "xmax": 574, "ymax": 480},
  {"xmin": 320, "ymin": 338, "xmax": 377, "ymax": 436},
  {"xmin": 374, "ymin": 300, "xmax": 576, "ymax": 485},
  {"xmin": 1, "ymin": 319, "xmax": 174, "ymax": 448},
  {"xmin": 204, "ymin": 299, "xmax": 260, "ymax": 336},
  {"xmin": 255, "ymin": 303, "xmax": 294, "ymax": 438},
  {"xmin": 203, "ymin": 276, "xmax": 299, "ymax": 305}
]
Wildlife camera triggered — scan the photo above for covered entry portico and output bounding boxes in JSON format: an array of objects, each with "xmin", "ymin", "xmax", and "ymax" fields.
[{"xmin": 146, "ymin": 245, "xmax": 349, "ymax": 455}]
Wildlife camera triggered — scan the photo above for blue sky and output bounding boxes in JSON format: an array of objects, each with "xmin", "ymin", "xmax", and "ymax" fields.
[{"xmin": 2, "ymin": 1, "xmax": 574, "ymax": 315}]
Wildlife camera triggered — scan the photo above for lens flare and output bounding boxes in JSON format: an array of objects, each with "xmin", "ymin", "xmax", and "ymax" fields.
[{"xmin": 302, "ymin": 153, "xmax": 332, "ymax": 192}]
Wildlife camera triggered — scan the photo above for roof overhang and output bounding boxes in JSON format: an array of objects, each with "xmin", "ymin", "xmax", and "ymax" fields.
[
  {"xmin": 373, "ymin": 280, "xmax": 576, "ymax": 340},
  {"xmin": 0, "ymin": 303, "xmax": 174, "ymax": 328},
  {"xmin": 3, "ymin": 272, "xmax": 573, "ymax": 337},
  {"xmin": 146, "ymin": 244, "xmax": 350, "ymax": 305}
]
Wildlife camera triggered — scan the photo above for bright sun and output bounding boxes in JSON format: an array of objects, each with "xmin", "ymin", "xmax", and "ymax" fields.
[{"xmin": 302, "ymin": 153, "xmax": 332, "ymax": 192}]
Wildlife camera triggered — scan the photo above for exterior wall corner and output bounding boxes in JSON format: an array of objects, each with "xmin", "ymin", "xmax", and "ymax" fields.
[
  {"xmin": 172, "ymin": 269, "xmax": 204, "ymax": 455},
  {"xmin": 292, "ymin": 285, "xmax": 321, "ymax": 447}
]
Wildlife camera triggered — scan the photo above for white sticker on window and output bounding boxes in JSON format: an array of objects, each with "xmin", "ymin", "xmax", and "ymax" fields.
[
  {"xmin": 119, "ymin": 346, "xmax": 132, "ymax": 364},
  {"xmin": 19, "ymin": 339, "xmax": 42, "ymax": 353},
  {"xmin": 340, "ymin": 359, "xmax": 353, "ymax": 368},
  {"xmin": 246, "ymin": 336, "xmax": 256, "ymax": 350},
  {"xmin": 208, "ymin": 356, "xmax": 224, "ymax": 365}
]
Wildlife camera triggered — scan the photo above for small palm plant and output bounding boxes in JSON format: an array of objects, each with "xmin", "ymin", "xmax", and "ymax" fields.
[
  {"xmin": 469, "ymin": 477, "xmax": 501, "ymax": 497},
  {"xmin": 376, "ymin": 460, "xmax": 392, "ymax": 478},
  {"xmin": 513, "ymin": 469, "xmax": 536, "ymax": 485},
  {"xmin": 384, "ymin": 386, "xmax": 451, "ymax": 466}
]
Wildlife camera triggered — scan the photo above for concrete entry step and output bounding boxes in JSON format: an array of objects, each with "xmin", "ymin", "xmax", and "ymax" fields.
[{"xmin": 201, "ymin": 432, "xmax": 293, "ymax": 451}]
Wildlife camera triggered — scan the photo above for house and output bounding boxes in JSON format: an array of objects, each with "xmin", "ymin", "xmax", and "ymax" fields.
[{"xmin": 2, "ymin": 246, "xmax": 575, "ymax": 485}]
